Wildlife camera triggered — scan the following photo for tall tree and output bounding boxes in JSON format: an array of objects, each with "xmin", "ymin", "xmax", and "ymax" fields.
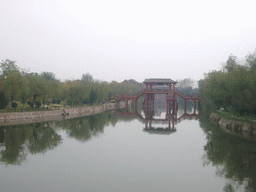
[
  {"xmin": 224, "ymin": 55, "xmax": 238, "ymax": 72},
  {"xmin": 0, "ymin": 59, "xmax": 19, "ymax": 77},
  {"xmin": 3, "ymin": 70, "xmax": 22, "ymax": 104},
  {"xmin": 81, "ymin": 73, "xmax": 94, "ymax": 82},
  {"xmin": 27, "ymin": 74, "xmax": 47, "ymax": 108},
  {"xmin": 0, "ymin": 60, "xmax": 22, "ymax": 104}
]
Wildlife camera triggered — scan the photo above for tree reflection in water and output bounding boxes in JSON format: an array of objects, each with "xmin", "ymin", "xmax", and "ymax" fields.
[
  {"xmin": 0, "ymin": 110, "xmax": 128, "ymax": 165},
  {"xmin": 199, "ymin": 115, "xmax": 256, "ymax": 192},
  {"xmin": 5, "ymin": 106, "xmax": 256, "ymax": 192},
  {"xmin": 56, "ymin": 110, "xmax": 130, "ymax": 142},
  {"xmin": 0, "ymin": 122, "xmax": 62, "ymax": 165}
]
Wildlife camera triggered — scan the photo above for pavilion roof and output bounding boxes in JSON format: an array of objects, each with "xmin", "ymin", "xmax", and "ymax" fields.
[{"xmin": 143, "ymin": 78, "xmax": 177, "ymax": 84}]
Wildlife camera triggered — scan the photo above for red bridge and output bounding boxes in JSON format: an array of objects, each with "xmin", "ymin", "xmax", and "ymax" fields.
[{"xmin": 115, "ymin": 78, "xmax": 202, "ymax": 114}]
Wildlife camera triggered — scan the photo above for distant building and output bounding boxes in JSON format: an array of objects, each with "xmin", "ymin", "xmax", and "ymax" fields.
[{"xmin": 121, "ymin": 79, "xmax": 143, "ymax": 88}]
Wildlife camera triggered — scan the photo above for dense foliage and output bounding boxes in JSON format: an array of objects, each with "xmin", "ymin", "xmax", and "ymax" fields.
[
  {"xmin": 0, "ymin": 91, "xmax": 8, "ymax": 109},
  {"xmin": 0, "ymin": 60, "xmax": 141, "ymax": 109},
  {"xmin": 200, "ymin": 50, "xmax": 256, "ymax": 115}
]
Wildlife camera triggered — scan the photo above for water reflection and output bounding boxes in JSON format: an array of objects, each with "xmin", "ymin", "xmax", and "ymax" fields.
[
  {"xmin": 0, "ymin": 110, "xmax": 130, "ymax": 165},
  {"xmin": 0, "ymin": 123, "xmax": 62, "ymax": 165},
  {"xmin": 116, "ymin": 100, "xmax": 201, "ymax": 134},
  {"xmin": 55, "ymin": 112, "xmax": 117, "ymax": 142},
  {"xmin": 199, "ymin": 115, "xmax": 256, "ymax": 192},
  {"xmin": 1, "ymin": 102, "xmax": 256, "ymax": 192}
]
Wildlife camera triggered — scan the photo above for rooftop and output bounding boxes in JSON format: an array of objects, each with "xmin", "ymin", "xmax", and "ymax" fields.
[{"xmin": 143, "ymin": 78, "xmax": 177, "ymax": 84}]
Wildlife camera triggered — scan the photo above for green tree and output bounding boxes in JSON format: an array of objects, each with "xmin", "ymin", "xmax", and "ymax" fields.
[
  {"xmin": 19, "ymin": 73, "xmax": 30, "ymax": 108},
  {"xmin": 0, "ymin": 60, "xmax": 22, "ymax": 105},
  {"xmin": 89, "ymin": 88, "xmax": 96, "ymax": 104},
  {"xmin": 0, "ymin": 59, "xmax": 19, "ymax": 77},
  {"xmin": 40, "ymin": 71, "xmax": 55, "ymax": 81},
  {"xmin": 3, "ymin": 70, "xmax": 22, "ymax": 104},
  {"xmin": 224, "ymin": 55, "xmax": 238, "ymax": 72},
  {"xmin": 246, "ymin": 49, "xmax": 256, "ymax": 71},
  {"xmin": 0, "ymin": 91, "xmax": 8, "ymax": 109},
  {"xmin": 27, "ymin": 73, "xmax": 47, "ymax": 108},
  {"xmin": 81, "ymin": 73, "xmax": 94, "ymax": 82},
  {"xmin": 200, "ymin": 50, "xmax": 256, "ymax": 114}
]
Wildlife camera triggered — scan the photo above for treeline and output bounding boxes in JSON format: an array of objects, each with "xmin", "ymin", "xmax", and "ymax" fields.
[
  {"xmin": 200, "ymin": 50, "xmax": 256, "ymax": 115},
  {"xmin": 0, "ymin": 59, "xmax": 140, "ymax": 110}
]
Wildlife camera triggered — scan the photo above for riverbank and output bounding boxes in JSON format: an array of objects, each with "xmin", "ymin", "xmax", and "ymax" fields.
[
  {"xmin": 210, "ymin": 112, "xmax": 256, "ymax": 138},
  {"xmin": 0, "ymin": 102, "xmax": 125, "ymax": 126}
]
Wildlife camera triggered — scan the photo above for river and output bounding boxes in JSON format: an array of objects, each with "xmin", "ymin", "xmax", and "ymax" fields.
[{"xmin": 1, "ymin": 103, "xmax": 256, "ymax": 192}]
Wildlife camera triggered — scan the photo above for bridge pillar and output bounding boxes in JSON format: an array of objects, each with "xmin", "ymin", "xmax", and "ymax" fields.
[
  {"xmin": 145, "ymin": 94, "xmax": 148, "ymax": 115},
  {"xmin": 184, "ymin": 100, "xmax": 187, "ymax": 113},
  {"xmin": 166, "ymin": 100, "xmax": 169, "ymax": 114},
  {"xmin": 193, "ymin": 100, "xmax": 196, "ymax": 114},
  {"xmin": 174, "ymin": 99, "xmax": 177, "ymax": 114},
  {"xmin": 149, "ymin": 94, "xmax": 152, "ymax": 109}
]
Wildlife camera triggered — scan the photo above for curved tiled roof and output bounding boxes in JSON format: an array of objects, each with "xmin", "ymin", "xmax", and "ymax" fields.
[{"xmin": 143, "ymin": 78, "xmax": 177, "ymax": 84}]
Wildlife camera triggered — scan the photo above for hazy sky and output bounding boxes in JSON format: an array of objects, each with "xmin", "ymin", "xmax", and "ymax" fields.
[{"xmin": 1, "ymin": 0, "xmax": 256, "ymax": 82}]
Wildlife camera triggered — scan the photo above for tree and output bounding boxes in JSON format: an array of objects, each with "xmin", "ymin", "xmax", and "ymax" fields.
[
  {"xmin": 0, "ymin": 59, "xmax": 19, "ymax": 77},
  {"xmin": 200, "ymin": 51, "xmax": 256, "ymax": 114},
  {"xmin": 202, "ymin": 70, "xmax": 230, "ymax": 109},
  {"xmin": 246, "ymin": 50, "xmax": 256, "ymax": 72},
  {"xmin": 81, "ymin": 73, "xmax": 94, "ymax": 82},
  {"xmin": 0, "ymin": 91, "xmax": 8, "ymax": 109},
  {"xmin": 89, "ymin": 88, "xmax": 96, "ymax": 104},
  {"xmin": 19, "ymin": 74, "xmax": 30, "ymax": 108},
  {"xmin": 27, "ymin": 74, "xmax": 47, "ymax": 108},
  {"xmin": 0, "ymin": 59, "xmax": 22, "ymax": 105},
  {"xmin": 177, "ymin": 78, "xmax": 195, "ymax": 89},
  {"xmin": 223, "ymin": 55, "xmax": 238, "ymax": 72},
  {"xmin": 40, "ymin": 72, "xmax": 55, "ymax": 81},
  {"xmin": 3, "ymin": 70, "xmax": 22, "ymax": 104}
]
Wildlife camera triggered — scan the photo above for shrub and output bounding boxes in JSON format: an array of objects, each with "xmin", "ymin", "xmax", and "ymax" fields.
[
  {"xmin": 11, "ymin": 102, "xmax": 18, "ymax": 110},
  {"xmin": 29, "ymin": 101, "xmax": 41, "ymax": 108}
]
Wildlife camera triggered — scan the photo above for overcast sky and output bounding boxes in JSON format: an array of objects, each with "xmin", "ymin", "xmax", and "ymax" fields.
[{"xmin": 1, "ymin": 0, "xmax": 256, "ymax": 83}]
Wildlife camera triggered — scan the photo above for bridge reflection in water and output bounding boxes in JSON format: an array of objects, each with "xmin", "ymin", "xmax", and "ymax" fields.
[
  {"xmin": 116, "ymin": 101, "xmax": 201, "ymax": 135},
  {"xmin": 115, "ymin": 78, "xmax": 202, "ymax": 134}
]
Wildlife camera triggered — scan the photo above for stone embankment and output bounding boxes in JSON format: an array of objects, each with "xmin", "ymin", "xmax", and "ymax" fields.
[
  {"xmin": 0, "ymin": 102, "xmax": 124, "ymax": 126},
  {"xmin": 210, "ymin": 113, "xmax": 256, "ymax": 137}
]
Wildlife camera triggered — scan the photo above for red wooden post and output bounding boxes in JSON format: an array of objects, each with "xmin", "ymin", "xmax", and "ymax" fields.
[
  {"xmin": 193, "ymin": 100, "xmax": 196, "ymax": 114},
  {"xmin": 184, "ymin": 100, "xmax": 187, "ymax": 113}
]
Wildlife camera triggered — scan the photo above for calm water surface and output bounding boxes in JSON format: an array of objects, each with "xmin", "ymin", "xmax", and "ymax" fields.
[{"xmin": 1, "ymin": 107, "xmax": 256, "ymax": 192}]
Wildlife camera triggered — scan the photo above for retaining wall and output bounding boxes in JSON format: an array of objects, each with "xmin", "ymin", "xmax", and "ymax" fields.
[
  {"xmin": 210, "ymin": 113, "xmax": 256, "ymax": 138},
  {"xmin": 0, "ymin": 102, "xmax": 124, "ymax": 126}
]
